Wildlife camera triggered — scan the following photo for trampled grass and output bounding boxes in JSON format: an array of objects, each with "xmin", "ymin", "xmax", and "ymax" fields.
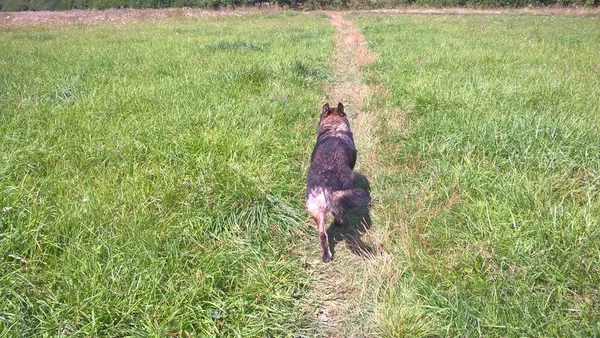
[
  {"xmin": 354, "ymin": 13, "xmax": 600, "ymax": 337},
  {"xmin": 0, "ymin": 13, "xmax": 334, "ymax": 336}
]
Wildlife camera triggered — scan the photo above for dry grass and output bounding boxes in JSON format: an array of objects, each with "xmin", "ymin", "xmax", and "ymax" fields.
[
  {"xmin": 2, "ymin": 7, "xmax": 597, "ymax": 28},
  {"xmin": 0, "ymin": 6, "xmax": 283, "ymax": 27},
  {"xmin": 326, "ymin": 11, "xmax": 375, "ymax": 106}
]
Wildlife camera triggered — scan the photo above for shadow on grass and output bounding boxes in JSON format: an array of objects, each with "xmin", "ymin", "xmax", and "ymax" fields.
[{"xmin": 327, "ymin": 172, "xmax": 374, "ymax": 259}]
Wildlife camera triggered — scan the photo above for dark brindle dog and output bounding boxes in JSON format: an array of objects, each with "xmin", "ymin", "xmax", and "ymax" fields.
[{"xmin": 306, "ymin": 102, "xmax": 371, "ymax": 262}]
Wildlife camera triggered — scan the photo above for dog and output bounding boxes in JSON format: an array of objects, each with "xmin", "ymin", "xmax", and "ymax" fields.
[{"xmin": 306, "ymin": 102, "xmax": 371, "ymax": 262}]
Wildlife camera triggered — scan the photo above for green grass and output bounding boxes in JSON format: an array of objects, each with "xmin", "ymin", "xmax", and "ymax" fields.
[
  {"xmin": 0, "ymin": 13, "xmax": 333, "ymax": 336},
  {"xmin": 3, "ymin": 11, "xmax": 600, "ymax": 338},
  {"xmin": 354, "ymin": 13, "xmax": 600, "ymax": 337}
]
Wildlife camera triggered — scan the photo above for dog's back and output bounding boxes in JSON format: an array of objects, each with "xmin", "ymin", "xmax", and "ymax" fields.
[{"xmin": 306, "ymin": 103, "xmax": 371, "ymax": 262}]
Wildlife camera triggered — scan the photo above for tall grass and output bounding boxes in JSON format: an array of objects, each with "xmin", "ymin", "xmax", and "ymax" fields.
[
  {"xmin": 0, "ymin": 13, "xmax": 333, "ymax": 336},
  {"xmin": 355, "ymin": 13, "xmax": 600, "ymax": 337}
]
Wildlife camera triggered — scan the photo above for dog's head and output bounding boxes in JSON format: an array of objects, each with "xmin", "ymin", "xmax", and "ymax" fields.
[
  {"xmin": 319, "ymin": 102, "xmax": 349, "ymax": 132},
  {"xmin": 320, "ymin": 102, "xmax": 346, "ymax": 120}
]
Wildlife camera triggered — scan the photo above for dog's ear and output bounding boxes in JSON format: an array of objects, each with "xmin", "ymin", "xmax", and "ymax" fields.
[
  {"xmin": 337, "ymin": 102, "xmax": 346, "ymax": 117},
  {"xmin": 322, "ymin": 103, "xmax": 331, "ymax": 116}
]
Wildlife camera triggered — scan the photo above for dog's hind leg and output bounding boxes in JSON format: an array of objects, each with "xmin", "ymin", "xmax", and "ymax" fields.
[
  {"xmin": 308, "ymin": 209, "xmax": 332, "ymax": 262},
  {"xmin": 317, "ymin": 211, "xmax": 332, "ymax": 262},
  {"xmin": 307, "ymin": 189, "xmax": 333, "ymax": 262}
]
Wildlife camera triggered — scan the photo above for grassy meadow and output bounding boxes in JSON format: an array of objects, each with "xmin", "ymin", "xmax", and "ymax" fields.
[
  {"xmin": 2, "ymin": 9, "xmax": 600, "ymax": 338},
  {"xmin": 0, "ymin": 13, "xmax": 334, "ymax": 336},
  {"xmin": 355, "ymin": 13, "xmax": 600, "ymax": 337}
]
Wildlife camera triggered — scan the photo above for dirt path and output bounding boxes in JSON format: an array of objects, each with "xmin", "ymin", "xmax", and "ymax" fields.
[
  {"xmin": 325, "ymin": 11, "xmax": 381, "ymax": 171},
  {"xmin": 326, "ymin": 11, "xmax": 380, "ymax": 165},
  {"xmin": 308, "ymin": 11, "xmax": 385, "ymax": 337},
  {"xmin": 326, "ymin": 12, "xmax": 374, "ymax": 109}
]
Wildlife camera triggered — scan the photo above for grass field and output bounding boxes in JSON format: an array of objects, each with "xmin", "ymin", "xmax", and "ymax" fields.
[
  {"xmin": 2, "ymin": 9, "xmax": 600, "ymax": 338},
  {"xmin": 0, "ymin": 13, "xmax": 334, "ymax": 336},
  {"xmin": 355, "ymin": 13, "xmax": 600, "ymax": 337}
]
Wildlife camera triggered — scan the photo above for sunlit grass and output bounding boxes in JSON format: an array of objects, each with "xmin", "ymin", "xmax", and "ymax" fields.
[
  {"xmin": 355, "ymin": 13, "xmax": 600, "ymax": 337},
  {"xmin": 0, "ymin": 13, "xmax": 333, "ymax": 336}
]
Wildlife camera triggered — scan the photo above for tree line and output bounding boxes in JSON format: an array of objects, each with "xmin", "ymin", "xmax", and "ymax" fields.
[{"xmin": 0, "ymin": 0, "xmax": 597, "ymax": 12}]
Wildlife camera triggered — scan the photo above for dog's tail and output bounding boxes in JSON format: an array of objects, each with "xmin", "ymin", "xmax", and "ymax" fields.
[{"xmin": 330, "ymin": 188, "xmax": 371, "ymax": 214}]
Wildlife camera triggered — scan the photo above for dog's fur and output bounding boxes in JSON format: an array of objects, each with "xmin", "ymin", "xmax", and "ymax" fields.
[{"xmin": 306, "ymin": 102, "xmax": 371, "ymax": 262}]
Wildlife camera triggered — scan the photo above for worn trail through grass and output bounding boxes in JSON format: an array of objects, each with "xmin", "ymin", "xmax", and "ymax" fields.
[{"xmin": 308, "ymin": 12, "xmax": 388, "ymax": 337}]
